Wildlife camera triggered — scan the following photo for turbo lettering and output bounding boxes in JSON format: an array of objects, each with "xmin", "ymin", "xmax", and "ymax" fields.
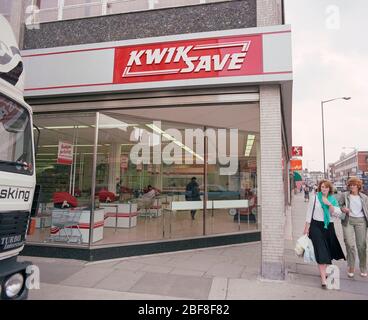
[{"xmin": 1, "ymin": 235, "xmax": 22, "ymax": 246}]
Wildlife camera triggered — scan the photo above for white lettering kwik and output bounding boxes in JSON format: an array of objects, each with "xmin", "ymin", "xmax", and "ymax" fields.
[
  {"xmin": 127, "ymin": 50, "xmax": 145, "ymax": 66},
  {"xmin": 173, "ymin": 45, "xmax": 193, "ymax": 63},
  {"xmin": 122, "ymin": 41, "xmax": 251, "ymax": 78}
]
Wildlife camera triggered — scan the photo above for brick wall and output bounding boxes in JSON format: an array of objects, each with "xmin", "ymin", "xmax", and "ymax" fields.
[{"xmin": 259, "ymin": 85, "xmax": 285, "ymax": 280}]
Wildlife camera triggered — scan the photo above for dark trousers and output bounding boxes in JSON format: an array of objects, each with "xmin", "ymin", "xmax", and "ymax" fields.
[{"xmin": 191, "ymin": 210, "xmax": 196, "ymax": 219}]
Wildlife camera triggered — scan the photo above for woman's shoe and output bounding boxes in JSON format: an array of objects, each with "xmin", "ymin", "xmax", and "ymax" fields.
[
  {"xmin": 347, "ymin": 272, "xmax": 354, "ymax": 278},
  {"xmin": 360, "ymin": 272, "xmax": 367, "ymax": 277},
  {"xmin": 347, "ymin": 268, "xmax": 355, "ymax": 278}
]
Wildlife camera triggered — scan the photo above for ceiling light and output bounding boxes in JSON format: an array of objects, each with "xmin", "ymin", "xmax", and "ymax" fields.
[
  {"xmin": 146, "ymin": 124, "xmax": 204, "ymax": 161},
  {"xmin": 244, "ymin": 134, "xmax": 256, "ymax": 157}
]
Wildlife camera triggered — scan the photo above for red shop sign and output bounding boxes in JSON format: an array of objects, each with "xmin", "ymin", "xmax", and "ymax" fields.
[
  {"xmin": 113, "ymin": 34, "xmax": 263, "ymax": 84},
  {"xmin": 57, "ymin": 141, "xmax": 73, "ymax": 165},
  {"xmin": 291, "ymin": 146, "xmax": 303, "ymax": 157},
  {"xmin": 290, "ymin": 159, "xmax": 302, "ymax": 171},
  {"xmin": 120, "ymin": 155, "xmax": 129, "ymax": 169}
]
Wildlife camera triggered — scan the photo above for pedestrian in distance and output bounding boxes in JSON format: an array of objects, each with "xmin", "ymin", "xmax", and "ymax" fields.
[
  {"xmin": 304, "ymin": 185, "xmax": 310, "ymax": 202},
  {"xmin": 303, "ymin": 179, "xmax": 346, "ymax": 288},
  {"xmin": 185, "ymin": 177, "xmax": 201, "ymax": 220},
  {"xmin": 337, "ymin": 177, "xmax": 368, "ymax": 278}
]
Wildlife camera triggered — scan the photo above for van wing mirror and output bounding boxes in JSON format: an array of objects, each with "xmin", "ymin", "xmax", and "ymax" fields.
[{"xmin": 33, "ymin": 124, "xmax": 40, "ymax": 156}]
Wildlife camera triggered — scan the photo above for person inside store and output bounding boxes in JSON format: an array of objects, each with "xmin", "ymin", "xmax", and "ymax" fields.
[
  {"xmin": 98, "ymin": 189, "xmax": 116, "ymax": 203},
  {"xmin": 303, "ymin": 179, "xmax": 346, "ymax": 288},
  {"xmin": 142, "ymin": 185, "xmax": 159, "ymax": 199},
  {"xmin": 53, "ymin": 192, "xmax": 78, "ymax": 208},
  {"xmin": 185, "ymin": 177, "xmax": 201, "ymax": 220},
  {"xmin": 337, "ymin": 177, "xmax": 368, "ymax": 278},
  {"xmin": 137, "ymin": 185, "xmax": 159, "ymax": 213}
]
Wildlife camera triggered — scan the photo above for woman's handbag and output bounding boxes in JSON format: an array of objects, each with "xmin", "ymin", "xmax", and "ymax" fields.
[{"xmin": 294, "ymin": 196, "xmax": 315, "ymax": 258}]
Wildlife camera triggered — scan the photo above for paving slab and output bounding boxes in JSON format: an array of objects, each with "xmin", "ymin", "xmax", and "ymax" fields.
[
  {"xmin": 208, "ymin": 277, "xmax": 228, "ymax": 300},
  {"xmin": 29, "ymin": 283, "xmax": 185, "ymax": 300},
  {"xmin": 19, "ymin": 256, "xmax": 86, "ymax": 266},
  {"xmin": 140, "ymin": 264, "xmax": 175, "ymax": 274},
  {"xmin": 135, "ymin": 255, "xmax": 173, "ymax": 265},
  {"xmin": 60, "ymin": 267, "xmax": 115, "ymax": 288},
  {"xmin": 94, "ymin": 269, "xmax": 146, "ymax": 292},
  {"xmin": 205, "ymin": 262, "xmax": 245, "ymax": 278},
  {"xmin": 34, "ymin": 262, "xmax": 85, "ymax": 285},
  {"xmin": 226, "ymin": 278, "xmax": 367, "ymax": 300},
  {"xmin": 113, "ymin": 261, "xmax": 147, "ymax": 271},
  {"xmin": 169, "ymin": 268, "xmax": 205, "ymax": 277},
  {"xmin": 129, "ymin": 272, "xmax": 212, "ymax": 300}
]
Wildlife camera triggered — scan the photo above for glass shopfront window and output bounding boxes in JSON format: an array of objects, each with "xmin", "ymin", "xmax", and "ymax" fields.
[
  {"xmin": 27, "ymin": 112, "xmax": 96, "ymax": 246},
  {"xmin": 92, "ymin": 102, "xmax": 260, "ymax": 246},
  {"xmin": 26, "ymin": 102, "xmax": 260, "ymax": 248},
  {"xmin": 205, "ymin": 138, "xmax": 260, "ymax": 236}
]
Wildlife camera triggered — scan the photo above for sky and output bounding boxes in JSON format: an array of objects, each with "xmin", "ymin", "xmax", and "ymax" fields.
[{"xmin": 284, "ymin": 0, "xmax": 368, "ymax": 172}]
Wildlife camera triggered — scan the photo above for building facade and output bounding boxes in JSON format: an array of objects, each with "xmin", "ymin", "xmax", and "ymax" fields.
[
  {"xmin": 1, "ymin": 0, "xmax": 292, "ymax": 280},
  {"xmin": 329, "ymin": 150, "xmax": 368, "ymax": 188},
  {"xmin": 304, "ymin": 170, "xmax": 325, "ymax": 186}
]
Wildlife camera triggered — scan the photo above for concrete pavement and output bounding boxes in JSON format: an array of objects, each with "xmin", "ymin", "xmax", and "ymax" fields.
[{"xmin": 21, "ymin": 192, "xmax": 368, "ymax": 300}]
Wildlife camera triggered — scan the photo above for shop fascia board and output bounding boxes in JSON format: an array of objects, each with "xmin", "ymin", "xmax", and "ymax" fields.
[
  {"xmin": 22, "ymin": 24, "xmax": 292, "ymax": 98},
  {"xmin": 24, "ymin": 75, "xmax": 291, "ymax": 99}
]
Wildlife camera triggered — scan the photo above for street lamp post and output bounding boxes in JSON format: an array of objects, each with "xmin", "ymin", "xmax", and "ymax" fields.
[{"xmin": 321, "ymin": 97, "xmax": 351, "ymax": 178}]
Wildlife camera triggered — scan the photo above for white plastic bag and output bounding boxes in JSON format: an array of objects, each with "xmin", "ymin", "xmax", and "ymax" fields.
[
  {"xmin": 295, "ymin": 234, "xmax": 309, "ymax": 257},
  {"xmin": 303, "ymin": 238, "xmax": 316, "ymax": 264}
]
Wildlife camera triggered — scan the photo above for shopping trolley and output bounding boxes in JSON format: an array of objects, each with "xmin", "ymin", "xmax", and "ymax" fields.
[
  {"xmin": 49, "ymin": 209, "xmax": 83, "ymax": 244},
  {"xmin": 137, "ymin": 197, "xmax": 155, "ymax": 218}
]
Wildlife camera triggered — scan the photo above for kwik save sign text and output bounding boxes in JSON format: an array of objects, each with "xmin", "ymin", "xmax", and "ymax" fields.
[{"xmin": 113, "ymin": 34, "xmax": 263, "ymax": 83}]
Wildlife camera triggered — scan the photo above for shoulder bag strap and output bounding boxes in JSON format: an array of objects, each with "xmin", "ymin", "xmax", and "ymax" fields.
[{"xmin": 312, "ymin": 194, "xmax": 317, "ymax": 219}]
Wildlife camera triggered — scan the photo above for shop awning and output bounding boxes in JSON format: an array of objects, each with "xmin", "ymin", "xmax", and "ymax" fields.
[{"xmin": 293, "ymin": 171, "xmax": 302, "ymax": 181}]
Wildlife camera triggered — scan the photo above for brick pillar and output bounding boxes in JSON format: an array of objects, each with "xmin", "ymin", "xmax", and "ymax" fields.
[
  {"xmin": 260, "ymin": 85, "xmax": 285, "ymax": 280},
  {"xmin": 256, "ymin": 0, "xmax": 283, "ymax": 27}
]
